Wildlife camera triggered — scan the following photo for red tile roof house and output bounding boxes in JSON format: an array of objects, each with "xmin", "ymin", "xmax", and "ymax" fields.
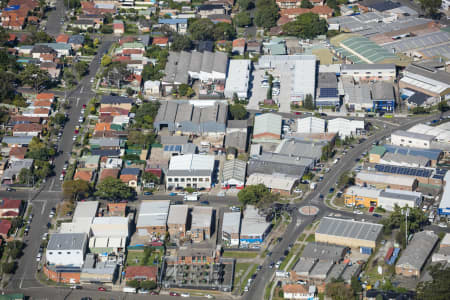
[
  {"xmin": 0, "ymin": 219, "xmax": 12, "ymax": 239},
  {"xmin": 12, "ymin": 123, "xmax": 42, "ymax": 137},
  {"xmin": 125, "ymin": 266, "xmax": 157, "ymax": 282},
  {"xmin": 56, "ymin": 34, "xmax": 70, "ymax": 43},
  {"xmin": 74, "ymin": 169, "xmax": 94, "ymax": 182},
  {"xmin": 113, "ymin": 20, "xmax": 125, "ymax": 35},
  {"xmin": 152, "ymin": 36, "xmax": 169, "ymax": 47},
  {"xmin": 0, "ymin": 198, "xmax": 22, "ymax": 218},
  {"xmin": 99, "ymin": 168, "xmax": 119, "ymax": 181},
  {"xmin": 9, "ymin": 147, "xmax": 27, "ymax": 160},
  {"xmin": 232, "ymin": 38, "xmax": 246, "ymax": 55},
  {"xmin": 36, "ymin": 93, "xmax": 55, "ymax": 102}
]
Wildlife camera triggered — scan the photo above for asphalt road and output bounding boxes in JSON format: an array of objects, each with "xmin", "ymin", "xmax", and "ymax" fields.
[{"xmin": 44, "ymin": 0, "xmax": 65, "ymax": 37}]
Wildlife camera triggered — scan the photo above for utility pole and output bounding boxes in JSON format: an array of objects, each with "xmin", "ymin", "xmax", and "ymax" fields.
[{"xmin": 404, "ymin": 207, "xmax": 409, "ymax": 246}]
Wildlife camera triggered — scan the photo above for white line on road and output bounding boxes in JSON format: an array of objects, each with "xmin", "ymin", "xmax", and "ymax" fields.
[
  {"xmin": 49, "ymin": 178, "xmax": 55, "ymax": 191},
  {"xmin": 80, "ymin": 86, "xmax": 84, "ymax": 93},
  {"xmin": 76, "ymin": 97, "xmax": 80, "ymax": 106},
  {"xmin": 41, "ymin": 201, "xmax": 46, "ymax": 215}
]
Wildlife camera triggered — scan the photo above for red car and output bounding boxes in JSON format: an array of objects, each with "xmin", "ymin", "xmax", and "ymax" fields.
[
  {"xmin": 74, "ymin": 129, "xmax": 79, "ymax": 134},
  {"xmin": 295, "ymin": 112, "xmax": 301, "ymax": 115},
  {"xmin": 369, "ymin": 206, "xmax": 375, "ymax": 213},
  {"xmin": 98, "ymin": 287, "xmax": 106, "ymax": 291},
  {"xmin": 170, "ymin": 292, "xmax": 180, "ymax": 296},
  {"xmin": 82, "ymin": 104, "xmax": 86, "ymax": 108}
]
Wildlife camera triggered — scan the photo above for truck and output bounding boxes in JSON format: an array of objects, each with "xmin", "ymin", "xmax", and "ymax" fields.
[
  {"xmin": 310, "ymin": 182, "xmax": 317, "ymax": 190},
  {"xmin": 184, "ymin": 194, "xmax": 199, "ymax": 201},
  {"xmin": 123, "ymin": 287, "xmax": 137, "ymax": 293}
]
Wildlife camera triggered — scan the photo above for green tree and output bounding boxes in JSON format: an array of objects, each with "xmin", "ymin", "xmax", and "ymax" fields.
[
  {"xmin": 338, "ymin": 171, "xmax": 354, "ymax": 188},
  {"xmin": 418, "ymin": 0, "xmax": 442, "ymax": 17},
  {"xmin": 2, "ymin": 262, "xmax": 16, "ymax": 274},
  {"xmin": 237, "ymin": 184, "xmax": 278, "ymax": 212},
  {"xmin": 188, "ymin": 19, "xmax": 215, "ymax": 41},
  {"xmin": 34, "ymin": 160, "xmax": 52, "ymax": 180},
  {"xmin": 325, "ymin": 282, "xmax": 354, "ymax": 300},
  {"xmin": 229, "ymin": 104, "xmax": 247, "ymax": 120},
  {"xmin": 238, "ymin": 0, "xmax": 254, "ymax": 10},
  {"xmin": 0, "ymin": 71, "xmax": 17, "ymax": 102},
  {"xmin": 213, "ymin": 22, "xmax": 236, "ymax": 41},
  {"xmin": 300, "ymin": 0, "xmax": 313, "ymax": 8},
  {"xmin": 23, "ymin": 31, "xmax": 54, "ymax": 45},
  {"xmin": 321, "ymin": 144, "xmax": 332, "ymax": 161},
  {"xmin": 101, "ymin": 55, "xmax": 112, "ymax": 67},
  {"xmin": 416, "ymin": 264, "xmax": 450, "ymax": 299},
  {"xmin": 53, "ymin": 113, "xmax": 67, "ymax": 126},
  {"xmin": 282, "ymin": 13, "xmax": 327, "ymax": 39},
  {"xmin": 63, "ymin": 180, "xmax": 91, "ymax": 201},
  {"xmin": 127, "ymin": 131, "xmax": 156, "ymax": 147},
  {"xmin": 18, "ymin": 64, "xmax": 51, "ymax": 93},
  {"xmin": 351, "ymin": 276, "xmax": 362, "ymax": 296},
  {"xmin": 142, "ymin": 172, "xmax": 159, "ymax": 184},
  {"xmin": 140, "ymin": 280, "xmax": 157, "ymax": 290},
  {"xmin": 171, "ymin": 34, "xmax": 193, "ymax": 51},
  {"xmin": 235, "ymin": 11, "xmax": 252, "ymax": 27},
  {"xmin": 74, "ymin": 61, "xmax": 89, "ymax": 78},
  {"xmin": 178, "ymin": 84, "xmax": 195, "ymax": 97},
  {"xmin": 254, "ymin": 0, "xmax": 279, "ymax": 29},
  {"xmin": 134, "ymin": 102, "xmax": 160, "ymax": 128},
  {"xmin": 63, "ymin": 69, "xmax": 77, "ymax": 87},
  {"xmin": 18, "ymin": 168, "xmax": 34, "ymax": 185},
  {"xmin": 126, "ymin": 279, "xmax": 140, "ymax": 289},
  {"xmin": 303, "ymin": 93, "xmax": 315, "ymax": 110},
  {"xmin": 95, "ymin": 177, "xmax": 134, "ymax": 201}
]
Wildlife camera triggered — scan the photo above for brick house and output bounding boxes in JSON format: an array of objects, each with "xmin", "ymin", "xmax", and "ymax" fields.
[{"xmin": 125, "ymin": 266, "xmax": 157, "ymax": 282}]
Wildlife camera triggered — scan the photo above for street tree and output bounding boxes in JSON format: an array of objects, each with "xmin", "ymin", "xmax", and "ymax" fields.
[
  {"xmin": 101, "ymin": 55, "xmax": 112, "ymax": 67},
  {"xmin": 126, "ymin": 279, "xmax": 140, "ymax": 289},
  {"xmin": 74, "ymin": 61, "xmax": 89, "ymax": 78},
  {"xmin": 235, "ymin": 11, "xmax": 252, "ymax": 27},
  {"xmin": 229, "ymin": 104, "xmax": 247, "ymax": 120},
  {"xmin": 282, "ymin": 13, "xmax": 327, "ymax": 39},
  {"xmin": 95, "ymin": 177, "xmax": 134, "ymax": 201},
  {"xmin": 303, "ymin": 93, "xmax": 315, "ymax": 110},
  {"xmin": 237, "ymin": 184, "xmax": 278, "ymax": 212},
  {"xmin": 63, "ymin": 180, "xmax": 91, "ymax": 201}
]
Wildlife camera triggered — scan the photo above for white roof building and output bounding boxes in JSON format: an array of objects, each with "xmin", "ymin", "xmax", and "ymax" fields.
[
  {"xmin": 59, "ymin": 222, "xmax": 92, "ymax": 235},
  {"xmin": 222, "ymin": 159, "xmax": 247, "ymax": 187},
  {"xmin": 90, "ymin": 217, "xmax": 129, "ymax": 238},
  {"xmin": 46, "ymin": 233, "xmax": 88, "ymax": 267},
  {"xmin": 297, "ymin": 117, "xmax": 326, "ymax": 133},
  {"xmin": 290, "ymin": 57, "xmax": 317, "ymax": 103},
  {"xmin": 391, "ymin": 130, "xmax": 434, "ymax": 149},
  {"xmin": 222, "ymin": 212, "xmax": 241, "ymax": 246},
  {"xmin": 240, "ymin": 205, "xmax": 271, "ymax": 244},
  {"xmin": 253, "ymin": 113, "xmax": 282, "ymax": 142},
  {"xmin": 246, "ymin": 173, "xmax": 298, "ymax": 194},
  {"xmin": 224, "ymin": 59, "xmax": 251, "ymax": 99},
  {"xmin": 136, "ymin": 200, "xmax": 170, "ymax": 233},
  {"xmin": 407, "ymin": 123, "xmax": 450, "ymax": 144},
  {"xmin": 438, "ymin": 171, "xmax": 450, "ymax": 216},
  {"xmin": 73, "ymin": 201, "xmax": 99, "ymax": 224},
  {"xmin": 328, "ymin": 118, "xmax": 365, "ymax": 137},
  {"xmin": 168, "ymin": 154, "xmax": 215, "ymax": 172}
]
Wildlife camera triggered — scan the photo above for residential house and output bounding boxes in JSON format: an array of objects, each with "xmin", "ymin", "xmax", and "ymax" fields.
[
  {"xmin": 99, "ymin": 168, "xmax": 119, "ymax": 182},
  {"xmin": 107, "ymin": 203, "xmax": 126, "ymax": 217},
  {"xmin": 0, "ymin": 219, "xmax": 12, "ymax": 239},
  {"xmin": 152, "ymin": 37, "xmax": 169, "ymax": 48},
  {"xmin": 68, "ymin": 35, "xmax": 85, "ymax": 51},
  {"xmin": 144, "ymin": 80, "xmax": 160, "ymax": 97},
  {"xmin": 232, "ymin": 38, "xmax": 246, "ymax": 55},
  {"xmin": 100, "ymin": 95, "xmax": 134, "ymax": 111},
  {"xmin": 158, "ymin": 18, "xmax": 188, "ymax": 34},
  {"xmin": 9, "ymin": 147, "xmax": 27, "ymax": 161},
  {"xmin": 125, "ymin": 266, "xmax": 157, "ymax": 282},
  {"xmin": 1, "ymin": 159, "xmax": 33, "ymax": 185},
  {"xmin": 12, "ymin": 123, "xmax": 42, "ymax": 136},
  {"xmin": 113, "ymin": 20, "xmax": 124, "ymax": 35},
  {"xmin": 0, "ymin": 198, "xmax": 22, "ymax": 218},
  {"xmin": 74, "ymin": 169, "xmax": 94, "ymax": 183},
  {"xmin": 120, "ymin": 168, "xmax": 140, "ymax": 190},
  {"xmin": 197, "ymin": 4, "xmax": 226, "ymax": 17}
]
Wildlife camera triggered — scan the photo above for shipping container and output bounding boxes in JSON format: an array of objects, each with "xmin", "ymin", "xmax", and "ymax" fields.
[{"xmin": 384, "ymin": 247, "xmax": 394, "ymax": 262}]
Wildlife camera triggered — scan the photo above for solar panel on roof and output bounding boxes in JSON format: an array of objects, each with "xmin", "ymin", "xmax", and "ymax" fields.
[
  {"xmin": 320, "ymin": 88, "xmax": 338, "ymax": 98},
  {"xmin": 164, "ymin": 146, "xmax": 169, "ymax": 151},
  {"xmin": 175, "ymin": 145, "xmax": 182, "ymax": 152}
]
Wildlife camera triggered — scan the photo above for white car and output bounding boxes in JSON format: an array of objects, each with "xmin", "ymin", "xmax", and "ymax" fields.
[
  {"xmin": 36, "ymin": 253, "xmax": 41, "ymax": 262},
  {"xmin": 138, "ymin": 289, "xmax": 149, "ymax": 294},
  {"xmin": 90, "ymin": 78, "xmax": 94, "ymax": 83},
  {"xmin": 294, "ymin": 189, "xmax": 302, "ymax": 193},
  {"xmin": 205, "ymin": 295, "xmax": 214, "ymax": 299},
  {"xmin": 60, "ymin": 174, "xmax": 64, "ymax": 181},
  {"xmin": 72, "ymin": 135, "xmax": 77, "ymax": 141},
  {"xmin": 181, "ymin": 293, "xmax": 190, "ymax": 298},
  {"xmin": 354, "ymin": 210, "xmax": 363, "ymax": 215},
  {"xmin": 438, "ymin": 223, "xmax": 447, "ymax": 228}
]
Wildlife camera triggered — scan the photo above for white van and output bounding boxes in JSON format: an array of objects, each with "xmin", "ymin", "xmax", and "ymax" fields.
[{"xmin": 123, "ymin": 287, "xmax": 137, "ymax": 293}]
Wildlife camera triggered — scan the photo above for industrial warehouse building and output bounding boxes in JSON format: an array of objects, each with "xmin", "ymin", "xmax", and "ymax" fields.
[
  {"xmin": 166, "ymin": 154, "xmax": 215, "ymax": 189},
  {"xmin": 297, "ymin": 117, "xmax": 326, "ymax": 133},
  {"xmin": 355, "ymin": 171, "xmax": 418, "ymax": 191},
  {"xmin": 252, "ymin": 113, "xmax": 282, "ymax": 143},
  {"xmin": 224, "ymin": 59, "xmax": 251, "ymax": 99},
  {"xmin": 396, "ymin": 231, "xmax": 439, "ymax": 277},
  {"xmin": 221, "ymin": 159, "xmax": 246, "ymax": 188},
  {"xmin": 167, "ymin": 205, "xmax": 189, "ymax": 241},
  {"xmin": 344, "ymin": 186, "xmax": 422, "ymax": 211},
  {"xmin": 240, "ymin": 205, "xmax": 271, "ymax": 247},
  {"xmin": 222, "ymin": 212, "xmax": 241, "ymax": 247},
  {"xmin": 136, "ymin": 200, "xmax": 170, "ymax": 237},
  {"xmin": 154, "ymin": 100, "xmax": 228, "ymax": 135},
  {"xmin": 327, "ymin": 118, "xmax": 365, "ymax": 138},
  {"xmin": 315, "ymin": 217, "xmax": 383, "ymax": 250},
  {"xmin": 340, "ymin": 64, "xmax": 396, "ymax": 81},
  {"xmin": 391, "ymin": 130, "xmax": 434, "ymax": 149}
]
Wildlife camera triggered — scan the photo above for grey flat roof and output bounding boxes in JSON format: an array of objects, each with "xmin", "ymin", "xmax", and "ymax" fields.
[
  {"xmin": 379, "ymin": 189, "xmax": 421, "ymax": 202},
  {"xmin": 301, "ymin": 242, "xmax": 346, "ymax": 262},
  {"xmin": 275, "ymin": 139, "xmax": 324, "ymax": 160},
  {"xmin": 47, "ymin": 233, "xmax": 87, "ymax": 251},
  {"xmin": 293, "ymin": 257, "xmax": 317, "ymax": 274},
  {"xmin": 137, "ymin": 200, "xmax": 170, "ymax": 227},
  {"xmin": 406, "ymin": 63, "xmax": 450, "ymax": 85},
  {"xmin": 73, "ymin": 201, "xmax": 99, "ymax": 223},
  {"xmin": 393, "ymin": 130, "xmax": 434, "ymax": 141},
  {"xmin": 316, "ymin": 217, "xmax": 383, "ymax": 242},
  {"xmin": 309, "ymin": 260, "xmax": 334, "ymax": 278},
  {"xmin": 167, "ymin": 205, "xmax": 189, "ymax": 225},
  {"xmin": 161, "ymin": 135, "xmax": 189, "ymax": 145},
  {"xmin": 191, "ymin": 206, "xmax": 213, "ymax": 228},
  {"xmin": 222, "ymin": 159, "xmax": 247, "ymax": 183},
  {"xmin": 396, "ymin": 231, "xmax": 438, "ymax": 271},
  {"xmin": 371, "ymin": 81, "xmax": 394, "ymax": 100},
  {"xmin": 166, "ymin": 169, "xmax": 212, "ymax": 177},
  {"xmin": 222, "ymin": 212, "xmax": 241, "ymax": 234}
]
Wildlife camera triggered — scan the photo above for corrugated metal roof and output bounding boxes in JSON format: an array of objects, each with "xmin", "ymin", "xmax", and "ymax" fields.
[
  {"xmin": 253, "ymin": 113, "xmax": 282, "ymax": 136},
  {"xmin": 316, "ymin": 217, "xmax": 383, "ymax": 242}
]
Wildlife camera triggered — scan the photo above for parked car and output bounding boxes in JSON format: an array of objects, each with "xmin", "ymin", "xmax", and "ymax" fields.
[
  {"xmin": 169, "ymin": 192, "xmax": 177, "ymax": 196},
  {"xmin": 6, "ymin": 188, "xmax": 15, "ymax": 192},
  {"xmin": 98, "ymin": 287, "xmax": 106, "ymax": 291},
  {"xmin": 143, "ymin": 191, "xmax": 152, "ymax": 196},
  {"xmin": 181, "ymin": 293, "xmax": 190, "ymax": 298},
  {"xmin": 170, "ymin": 292, "xmax": 180, "ymax": 296},
  {"xmin": 200, "ymin": 201, "xmax": 209, "ymax": 205}
]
